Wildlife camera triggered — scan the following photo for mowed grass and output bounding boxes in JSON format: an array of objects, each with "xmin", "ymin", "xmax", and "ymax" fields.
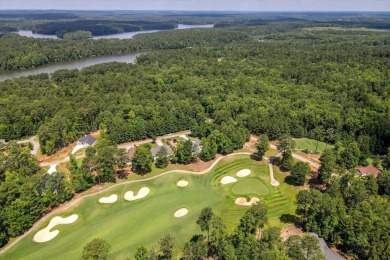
[
  {"xmin": 293, "ymin": 138, "xmax": 333, "ymax": 153},
  {"xmin": 1, "ymin": 155, "xmax": 298, "ymax": 260}
]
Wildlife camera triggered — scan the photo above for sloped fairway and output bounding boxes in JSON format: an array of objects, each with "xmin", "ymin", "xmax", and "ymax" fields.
[
  {"xmin": 1, "ymin": 155, "xmax": 298, "ymax": 260},
  {"xmin": 293, "ymin": 138, "xmax": 333, "ymax": 153}
]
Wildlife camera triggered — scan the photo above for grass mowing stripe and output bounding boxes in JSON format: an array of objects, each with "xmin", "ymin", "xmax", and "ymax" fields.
[{"xmin": 1, "ymin": 156, "xmax": 299, "ymax": 259}]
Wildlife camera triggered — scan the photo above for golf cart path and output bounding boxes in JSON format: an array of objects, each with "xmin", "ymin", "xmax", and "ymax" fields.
[
  {"xmin": 0, "ymin": 152, "xmax": 260, "ymax": 254},
  {"xmin": 250, "ymin": 136, "xmax": 320, "ymax": 169},
  {"xmin": 16, "ymin": 136, "xmax": 39, "ymax": 156},
  {"xmin": 2, "ymin": 137, "xmax": 321, "ymax": 254}
]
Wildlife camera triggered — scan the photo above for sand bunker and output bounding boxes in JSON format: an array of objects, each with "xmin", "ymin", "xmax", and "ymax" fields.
[
  {"xmin": 235, "ymin": 197, "xmax": 260, "ymax": 206},
  {"xmin": 174, "ymin": 208, "xmax": 189, "ymax": 217},
  {"xmin": 177, "ymin": 180, "xmax": 189, "ymax": 187},
  {"xmin": 47, "ymin": 164, "xmax": 58, "ymax": 175},
  {"xmin": 124, "ymin": 187, "xmax": 150, "ymax": 201},
  {"xmin": 221, "ymin": 176, "xmax": 237, "ymax": 184},
  {"xmin": 33, "ymin": 214, "xmax": 78, "ymax": 243},
  {"xmin": 236, "ymin": 169, "xmax": 251, "ymax": 177},
  {"xmin": 98, "ymin": 194, "xmax": 118, "ymax": 204}
]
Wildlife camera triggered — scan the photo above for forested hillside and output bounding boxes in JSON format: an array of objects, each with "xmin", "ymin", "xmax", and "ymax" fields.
[
  {"xmin": 0, "ymin": 14, "xmax": 390, "ymax": 259},
  {"xmin": 1, "ymin": 26, "xmax": 389, "ymax": 157},
  {"xmin": 0, "ymin": 28, "xmax": 246, "ymax": 70}
]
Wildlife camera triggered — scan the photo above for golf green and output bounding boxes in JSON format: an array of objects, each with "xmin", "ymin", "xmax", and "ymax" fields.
[{"xmin": 0, "ymin": 155, "xmax": 299, "ymax": 259}]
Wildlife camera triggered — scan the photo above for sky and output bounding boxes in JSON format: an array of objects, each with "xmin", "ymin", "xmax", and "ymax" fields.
[{"xmin": 1, "ymin": 0, "xmax": 389, "ymax": 12}]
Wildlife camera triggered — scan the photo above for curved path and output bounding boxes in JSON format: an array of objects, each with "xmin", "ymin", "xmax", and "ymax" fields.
[
  {"xmin": 16, "ymin": 136, "xmax": 40, "ymax": 156},
  {"xmin": 0, "ymin": 152, "xmax": 264, "ymax": 254}
]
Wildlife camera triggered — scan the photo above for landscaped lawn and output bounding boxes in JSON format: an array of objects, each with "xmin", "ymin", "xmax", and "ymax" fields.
[
  {"xmin": 293, "ymin": 138, "xmax": 333, "ymax": 153},
  {"xmin": 1, "ymin": 155, "xmax": 299, "ymax": 260}
]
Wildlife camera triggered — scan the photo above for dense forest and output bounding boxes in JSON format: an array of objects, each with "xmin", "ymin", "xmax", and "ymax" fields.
[
  {"xmin": 33, "ymin": 20, "xmax": 178, "ymax": 38},
  {"xmin": 0, "ymin": 13, "xmax": 390, "ymax": 259},
  {"xmin": 1, "ymin": 26, "xmax": 389, "ymax": 156},
  {"xmin": 0, "ymin": 28, "xmax": 246, "ymax": 70}
]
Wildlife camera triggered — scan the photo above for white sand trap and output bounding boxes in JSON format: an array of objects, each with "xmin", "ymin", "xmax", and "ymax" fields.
[
  {"xmin": 177, "ymin": 180, "xmax": 189, "ymax": 187},
  {"xmin": 236, "ymin": 169, "xmax": 251, "ymax": 177},
  {"xmin": 235, "ymin": 197, "xmax": 260, "ymax": 206},
  {"xmin": 221, "ymin": 176, "xmax": 237, "ymax": 184},
  {"xmin": 174, "ymin": 208, "xmax": 189, "ymax": 217},
  {"xmin": 98, "ymin": 194, "xmax": 118, "ymax": 204},
  {"xmin": 33, "ymin": 214, "xmax": 78, "ymax": 243},
  {"xmin": 124, "ymin": 187, "xmax": 150, "ymax": 201},
  {"xmin": 47, "ymin": 164, "xmax": 58, "ymax": 175}
]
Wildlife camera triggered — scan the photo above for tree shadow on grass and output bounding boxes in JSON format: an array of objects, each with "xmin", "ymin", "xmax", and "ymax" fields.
[
  {"xmin": 250, "ymin": 154, "xmax": 262, "ymax": 161},
  {"xmin": 280, "ymin": 214, "xmax": 299, "ymax": 225},
  {"xmin": 284, "ymin": 175, "xmax": 299, "ymax": 186}
]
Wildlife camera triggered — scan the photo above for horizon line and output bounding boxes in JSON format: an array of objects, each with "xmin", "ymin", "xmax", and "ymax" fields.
[{"xmin": 1, "ymin": 9, "xmax": 390, "ymax": 13}]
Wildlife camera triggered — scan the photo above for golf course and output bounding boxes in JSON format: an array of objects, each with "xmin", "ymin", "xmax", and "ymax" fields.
[{"xmin": 0, "ymin": 155, "xmax": 299, "ymax": 259}]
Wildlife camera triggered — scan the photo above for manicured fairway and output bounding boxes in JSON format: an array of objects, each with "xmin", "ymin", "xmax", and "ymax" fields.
[
  {"xmin": 293, "ymin": 138, "xmax": 332, "ymax": 153},
  {"xmin": 1, "ymin": 155, "xmax": 298, "ymax": 260}
]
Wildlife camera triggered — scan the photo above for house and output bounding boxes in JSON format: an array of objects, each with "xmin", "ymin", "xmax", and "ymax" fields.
[
  {"xmin": 355, "ymin": 165, "xmax": 381, "ymax": 178},
  {"xmin": 309, "ymin": 233, "xmax": 345, "ymax": 260},
  {"xmin": 77, "ymin": 134, "xmax": 96, "ymax": 147},
  {"xmin": 150, "ymin": 144, "xmax": 173, "ymax": 160},
  {"xmin": 192, "ymin": 139, "xmax": 202, "ymax": 154},
  {"xmin": 127, "ymin": 147, "xmax": 136, "ymax": 160}
]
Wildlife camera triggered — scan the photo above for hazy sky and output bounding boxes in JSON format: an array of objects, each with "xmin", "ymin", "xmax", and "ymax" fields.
[{"xmin": 1, "ymin": 0, "xmax": 389, "ymax": 12}]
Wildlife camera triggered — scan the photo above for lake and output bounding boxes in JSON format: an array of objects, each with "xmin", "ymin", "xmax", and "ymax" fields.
[
  {"xmin": 14, "ymin": 24, "xmax": 214, "ymax": 40},
  {"xmin": 2, "ymin": 24, "xmax": 215, "ymax": 82},
  {"xmin": 0, "ymin": 52, "xmax": 143, "ymax": 82}
]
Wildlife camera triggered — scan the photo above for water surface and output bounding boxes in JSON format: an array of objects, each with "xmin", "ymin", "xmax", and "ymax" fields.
[
  {"xmin": 0, "ymin": 52, "xmax": 143, "ymax": 82},
  {"xmin": 14, "ymin": 24, "xmax": 215, "ymax": 40}
]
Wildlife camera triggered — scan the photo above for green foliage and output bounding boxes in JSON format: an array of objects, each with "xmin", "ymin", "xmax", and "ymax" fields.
[
  {"xmin": 377, "ymin": 170, "xmax": 390, "ymax": 196},
  {"xmin": 296, "ymin": 176, "xmax": 390, "ymax": 260},
  {"xmin": 132, "ymin": 146, "xmax": 154, "ymax": 174},
  {"xmin": 301, "ymin": 235, "xmax": 324, "ymax": 260},
  {"xmin": 238, "ymin": 202, "xmax": 268, "ymax": 236},
  {"xmin": 291, "ymin": 162, "xmax": 310, "ymax": 186},
  {"xmin": 318, "ymin": 149, "xmax": 336, "ymax": 184},
  {"xmin": 134, "ymin": 245, "xmax": 149, "ymax": 260},
  {"xmin": 281, "ymin": 150, "xmax": 294, "ymax": 171},
  {"xmin": 199, "ymin": 137, "xmax": 218, "ymax": 161},
  {"xmin": 175, "ymin": 140, "xmax": 195, "ymax": 164},
  {"xmin": 336, "ymin": 141, "xmax": 361, "ymax": 169},
  {"xmin": 63, "ymin": 30, "xmax": 92, "ymax": 40},
  {"xmin": 196, "ymin": 207, "xmax": 214, "ymax": 242},
  {"xmin": 80, "ymin": 238, "xmax": 111, "ymax": 260},
  {"xmin": 285, "ymin": 235, "xmax": 305, "ymax": 260},
  {"xmin": 277, "ymin": 135, "xmax": 296, "ymax": 152},
  {"xmin": 158, "ymin": 234, "xmax": 175, "ymax": 260},
  {"xmin": 155, "ymin": 146, "xmax": 169, "ymax": 169},
  {"xmin": 256, "ymin": 134, "xmax": 269, "ymax": 159},
  {"xmin": 383, "ymin": 148, "xmax": 390, "ymax": 170},
  {"xmin": 182, "ymin": 235, "xmax": 208, "ymax": 260}
]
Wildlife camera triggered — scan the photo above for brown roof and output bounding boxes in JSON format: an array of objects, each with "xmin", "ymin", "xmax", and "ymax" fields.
[
  {"xmin": 128, "ymin": 147, "xmax": 135, "ymax": 159},
  {"xmin": 356, "ymin": 165, "xmax": 381, "ymax": 178}
]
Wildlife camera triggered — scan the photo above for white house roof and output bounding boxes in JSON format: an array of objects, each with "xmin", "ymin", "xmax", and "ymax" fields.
[
  {"xmin": 150, "ymin": 144, "xmax": 173, "ymax": 158},
  {"xmin": 78, "ymin": 135, "xmax": 96, "ymax": 146}
]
